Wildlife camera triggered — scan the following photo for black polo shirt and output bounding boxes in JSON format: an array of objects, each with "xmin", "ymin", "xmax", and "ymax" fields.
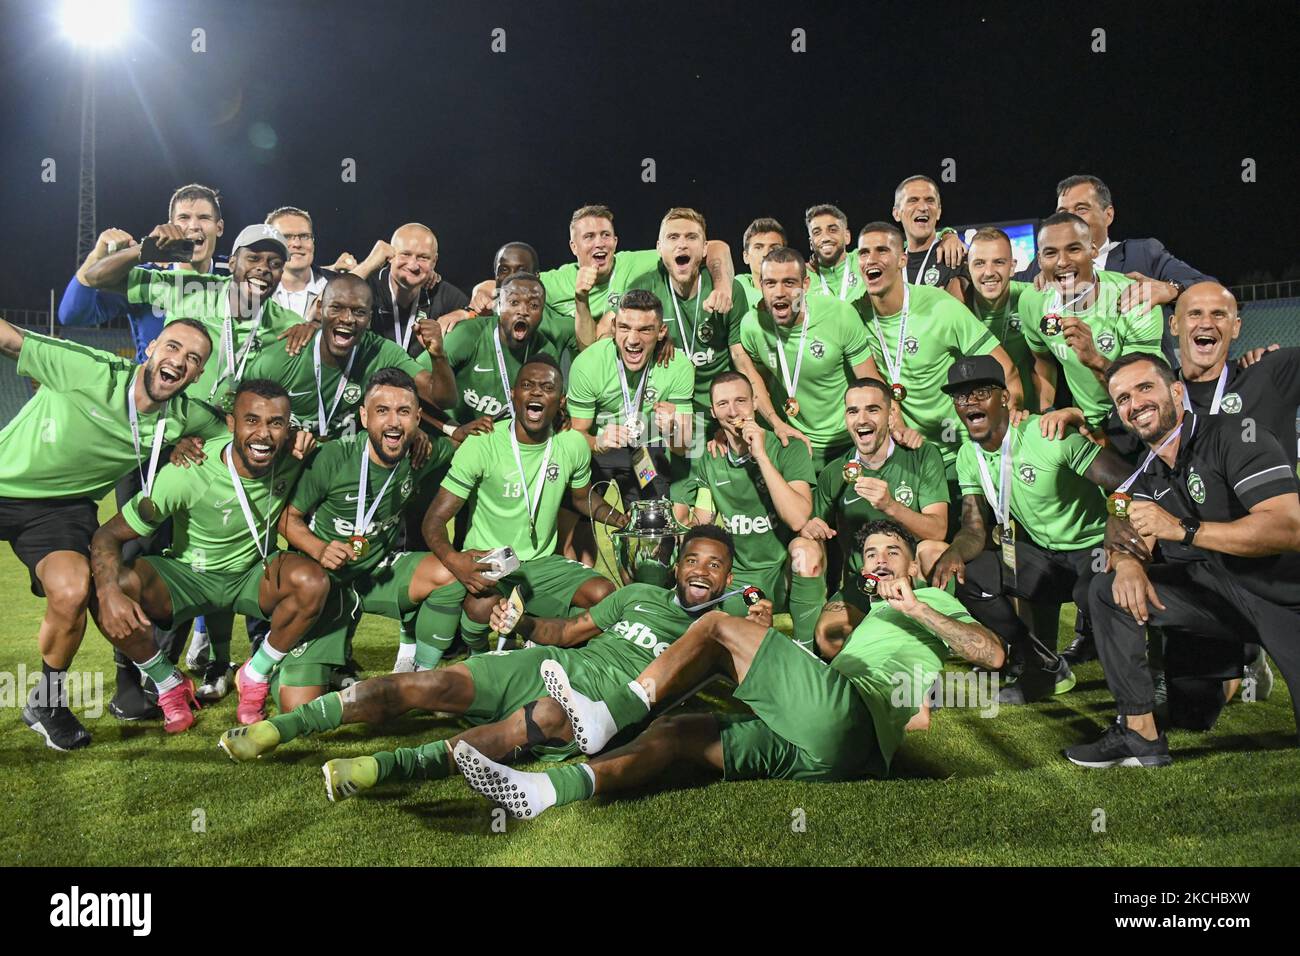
[
  {"xmin": 905, "ymin": 243, "xmax": 963, "ymax": 291},
  {"xmin": 367, "ymin": 266, "xmax": 470, "ymax": 360},
  {"xmin": 1181, "ymin": 346, "xmax": 1300, "ymax": 472},
  {"xmin": 1130, "ymin": 412, "xmax": 1300, "ymax": 608}
]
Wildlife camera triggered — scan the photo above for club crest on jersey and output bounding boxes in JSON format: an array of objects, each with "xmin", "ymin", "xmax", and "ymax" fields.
[
  {"xmin": 1219, "ymin": 392, "xmax": 1243, "ymax": 414},
  {"xmin": 645, "ymin": 385, "xmax": 658, "ymax": 404},
  {"xmin": 905, "ymin": 336, "xmax": 919, "ymax": 355},
  {"xmin": 895, "ymin": 481, "xmax": 915, "ymax": 507},
  {"xmin": 1017, "ymin": 464, "xmax": 1037, "ymax": 485},
  {"xmin": 545, "ymin": 463, "xmax": 560, "ymax": 482},
  {"xmin": 273, "ymin": 478, "xmax": 289, "ymax": 497},
  {"xmin": 1187, "ymin": 469, "xmax": 1207, "ymax": 504},
  {"xmin": 810, "ymin": 339, "xmax": 826, "ymax": 359},
  {"xmin": 607, "ymin": 293, "xmax": 622, "ymax": 312},
  {"xmin": 342, "ymin": 383, "xmax": 363, "ymax": 405},
  {"xmin": 923, "ymin": 266, "xmax": 941, "ymax": 286},
  {"xmin": 400, "ymin": 476, "xmax": 414, "ymax": 499},
  {"xmin": 1009, "ymin": 314, "xmax": 1022, "ymax": 333},
  {"xmin": 1096, "ymin": 330, "xmax": 1117, "ymax": 354},
  {"xmin": 698, "ymin": 320, "xmax": 714, "ymax": 342}
]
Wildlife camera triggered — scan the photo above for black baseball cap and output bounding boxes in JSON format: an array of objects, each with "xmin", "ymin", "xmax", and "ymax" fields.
[{"xmin": 941, "ymin": 354, "xmax": 1006, "ymax": 395}]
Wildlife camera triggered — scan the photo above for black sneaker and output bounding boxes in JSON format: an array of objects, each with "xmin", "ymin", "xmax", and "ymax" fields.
[
  {"xmin": 109, "ymin": 679, "xmax": 161, "ymax": 721},
  {"xmin": 22, "ymin": 703, "xmax": 92, "ymax": 751},
  {"xmin": 1061, "ymin": 632, "xmax": 1097, "ymax": 665},
  {"xmin": 998, "ymin": 656, "xmax": 1076, "ymax": 705},
  {"xmin": 1064, "ymin": 718, "xmax": 1172, "ymax": 768}
]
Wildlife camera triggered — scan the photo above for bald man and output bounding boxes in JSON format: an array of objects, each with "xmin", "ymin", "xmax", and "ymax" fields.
[{"xmin": 354, "ymin": 223, "xmax": 470, "ymax": 360}]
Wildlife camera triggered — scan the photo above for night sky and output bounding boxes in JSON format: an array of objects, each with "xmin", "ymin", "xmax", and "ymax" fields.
[{"xmin": 2, "ymin": 0, "xmax": 1297, "ymax": 307}]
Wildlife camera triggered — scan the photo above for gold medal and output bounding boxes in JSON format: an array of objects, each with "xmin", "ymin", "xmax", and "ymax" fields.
[
  {"xmin": 1040, "ymin": 313, "xmax": 1062, "ymax": 336},
  {"xmin": 843, "ymin": 459, "xmax": 862, "ymax": 484},
  {"xmin": 891, "ymin": 382, "xmax": 907, "ymax": 402},
  {"xmin": 784, "ymin": 396, "xmax": 800, "ymax": 418},
  {"xmin": 348, "ymin": 535, "xmax": 369, "ymax": 559},
  {"xmin": 991, "ymin": 524, "xmax": 1002, "ymax": 546},
  {"xmin": 1107, "ymin": 491, "xmax": 1132, "ymax": 519},
  {"xmin": 860, "ymin": 572, "xmax": 880, "ymax": 597}
]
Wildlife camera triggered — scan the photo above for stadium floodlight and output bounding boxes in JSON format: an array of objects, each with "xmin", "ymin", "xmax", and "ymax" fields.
[{"xmin": 59, "ymin": 0, "xmax": 130, "ymax": 49}]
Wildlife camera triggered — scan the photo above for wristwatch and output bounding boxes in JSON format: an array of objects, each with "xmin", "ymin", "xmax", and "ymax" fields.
[
  {"xmin": 1168, "ymin": 278, "xmax": 1186, "ymax": 297},
  {"xmin": 1179, "ymin": 516, "xmax": 1200, "ymax": 546}
]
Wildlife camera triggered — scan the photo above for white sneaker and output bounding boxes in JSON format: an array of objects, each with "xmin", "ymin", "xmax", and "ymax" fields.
[
  {"xmin": 1242, "ymin": 655, "xmax": 1275, "ymax": 702},
  {"xmin": 185, "ymin": 626, "xmax": 211, "ymax": 672},
  {"xmin": 392, "ymin": 647, "xmax": 417, "ymax": 673},
  {"xmin": 196, "ymin": 662, "xmax": 234, "ymax": 702}
]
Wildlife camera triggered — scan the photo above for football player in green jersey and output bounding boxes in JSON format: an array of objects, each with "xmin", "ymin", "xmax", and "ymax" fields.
[
  {"xmin": 802, "ymin": 378, "xmax": 950, "ymax": 654},
  {"xmin": 0, "ymin": 316, "xmax": 218, "ymax": 750},
  {"xmin": 854, "ymin": 221, "xmax": 1024, "ymax": 482},
  {"xmin": 930, "ymin": 356, "xmax": 1134, "ymax": 703},
  {"xmin": 966, "ymin": 227, "xmax": 1038, "ymax": 411},
  {"xmin": 89, "ymin": 380, "xmax": 331, "ymax": 734},
  {"xmin": 671, "ymin": 372, "xmax": 820, "ymax": 646},
  {"xmin": 1018, "ymin": 213, "xmax": 1163, "ymax": 456},
  {"xmin": 454, "ymin": 521, "xmax": 1005, "ymax": 818},
  {"xmin": 263, "ymin": 368, "xmax": 462, "ymax": 714},
  {"xmin": 803, "ymin": 204, "xmax": 865, "ymax": 304},
  {"xmin": 219, "ymin": 527, "xmax": 764, "ymax": 804},
  {"xmin": 736, "ymin": 217, "xmax": 786, "ymax": 309}
]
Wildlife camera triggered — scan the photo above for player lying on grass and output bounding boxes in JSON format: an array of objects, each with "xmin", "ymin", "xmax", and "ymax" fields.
[
  {"xmin": 453, "ymin": 520, "xmax": 1007, "ymax": 819},
  {"xmin": 218, "ymin": 526, "xmax": 770, "ymax": 802},
  {"xmin": 90, "ymin": 380, "xmax": 335, "ymax": 733}
]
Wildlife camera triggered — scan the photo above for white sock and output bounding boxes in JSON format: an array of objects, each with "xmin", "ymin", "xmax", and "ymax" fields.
[
  {"xmin": 395, "ymin": 641, "xmax": 416, "ymax": 662},
  {"xmin": 243, "ymin": 643, "xmax": 287, "ymax": 683},
  {"xmin": 580, "ymin": 763, "xmax": 597, "ymax": 791},
  {"xmin": 627, "ymin": 679, "xmax": 652, "ymax": 711},
  {"xmin": 155, "ymin": 670, "xmax": 182, "ymax": 693}
]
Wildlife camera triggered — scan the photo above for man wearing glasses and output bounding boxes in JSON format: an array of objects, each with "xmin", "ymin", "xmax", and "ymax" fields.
[{"xmin": 266, "ymin": 206, "xmax": 354, "ymax": 321}]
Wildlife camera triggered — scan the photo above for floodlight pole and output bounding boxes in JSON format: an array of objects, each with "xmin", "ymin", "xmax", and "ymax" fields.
[{"xmin": 76, "ymin": 55, "xmax": 97, "ymax": 270}]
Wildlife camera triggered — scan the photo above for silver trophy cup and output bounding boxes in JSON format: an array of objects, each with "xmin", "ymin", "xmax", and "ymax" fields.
[{"xmin": 611, "ymin": 498, "xmax": 687, "ymax": 587}]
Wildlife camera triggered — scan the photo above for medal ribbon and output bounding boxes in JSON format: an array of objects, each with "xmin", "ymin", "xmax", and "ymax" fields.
[
  {"xmin": 816, "ymin": 258, "xmax": 854, "ymax": 300},
  {"xmin": 666, "ymin": 275, "xmax": 704, "ymax": 357},
  {"xmin": 223, "ymin": 443, "xmax": 276, "ymax": 566},
  {"xmin": 972, "ymin": 426, "xmax": 1015, "ymax": 528},
  {"xmin": 1050, "ymin": 280, "xmax": 1097, "ymax": 317},
  {"xmin": 211, "ymin": 299, "xmax": 266, "ymax": 398},
  {"xmin": 616, "ymin": 355, "xmax": 650, "ymax": 435},
  {"xmin": 772, "ymin": 300, "xmax": 811, "ymax": 405},
  {"xmin": 492, "ymin": 325, "xmax": 532, "ymax": 419},
  {"xmin": 677, "ymin": 587, "xmax": 748, "ymax": 614},
  {"xmin": 909, "ymin": 240, "xmax": 938, "ymax": 286},
  {"xmin": 871, "ymin": 285, "xmax": 910, "ymax": 386},
  {"xmin": 354, "ymin": 439, "xmax": 401, "ymax": 536},
  {"xmin": 126, "ymin": 374, "xmax": 168, "ymax": 496},
  {"xmin": 844, "ymin": 438, "xmax": 895, "ymax": 502},
  {"xmin": 312, "ymin": 329, "xmax": 358, "ymax": 437},
  {"xmin": 388, "ymin": 270, "xmax": 420, "ymax": 351},
  {"xmin": 508, "ymin": 426, "xmax": 554, "ymax": 537},
  {"xmin": 1117, "ymin": 421, "xmax": 1186, "ymax": 494},
  {"xmin": 1181, "ymin": 365, "xmax": 1229, "ymax": 416}
]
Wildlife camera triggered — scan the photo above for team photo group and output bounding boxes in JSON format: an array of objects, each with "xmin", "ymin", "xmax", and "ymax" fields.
[{"xmin": 5, "ymin": 161, "xmax": 1299, "ymax": 833}]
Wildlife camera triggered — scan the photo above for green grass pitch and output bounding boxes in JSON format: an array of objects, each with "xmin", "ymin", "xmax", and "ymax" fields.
[{"xmin": 1, "ymin": 498, "xmax": 1297, "ymax": 867}]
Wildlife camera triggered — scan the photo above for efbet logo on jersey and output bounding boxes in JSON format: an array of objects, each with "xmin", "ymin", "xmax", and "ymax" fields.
[
  {"xmin": 686, "ymin": 346, "xmax": 718, "ymax": 368},
  {"xmin": 810, "ymin": 339, "xmax": 826, "ymax": 359},
  {"xmin": 462, "ymin": 388, "xmax": 508, "ymax": 417},
  {"xmin": 725, "ymin": 513, "xmax": 774, "ymax": 535},
  {"xmin": 905, "ymin": 336, "xmax": 919, "ymax": 355},
  {"xmin": 895, "ymin": 481, "xmax": 915, "ymax": 507},
  {"xmin": 1220, "ymin": 392, "xmax": 1243, "ymax": 414},
  {"xmin": 611, "ymin": 618, "xmax": 669, "ymax": 656},
  {"xmin": 1187, "ymin": 469, "xmax": 1207, "ymax": 504},
  {"xmin": 1096, "ymin": 330, "xmax": 1118, "ymax": 355},
  {"xmin": 1017, "ymin": 464, "xmax": 1037, "ymax": 485}
]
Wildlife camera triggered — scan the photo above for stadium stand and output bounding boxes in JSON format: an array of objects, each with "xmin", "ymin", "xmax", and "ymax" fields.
[{"xmin": 0, "ymin": 318, "xmax": 135, "ymax": 426}]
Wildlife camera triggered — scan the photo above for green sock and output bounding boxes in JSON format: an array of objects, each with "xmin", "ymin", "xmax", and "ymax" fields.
[
  {"xmin": 373, "ymin": 740, "xmax": 450, "ymax": 783},
  {"xmin": 398, "ymin": 618, "xmax": 416, "ymax": 647},
  {"xmin": 545, "ymin": 763, "xmax": 595, "ymax": 807},
  {"xmin": 459, "ymin": 611, "xmax": 490, "ymax": 655},
  {"xmin": 789, "ymin": 573, "xmax": 826, "ymax": 651},
  {"xmin": 136, "ymin": 651, "xmax": 179, "ymax": 688},
  {"xmin": 606, "ymin": 680, "xmax": 652, "ymax": 731},
  {"xmin": 416, "ymin": 582, "xmax": 466, "ymax": 668},
  {"xmin": 268, "ymin": 691, "xmax": 343, "ymax": 743}
]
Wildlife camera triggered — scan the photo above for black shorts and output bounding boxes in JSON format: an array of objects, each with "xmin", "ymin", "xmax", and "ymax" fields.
[{"xmin": 0, "ymin": 496, "xmax": 101, "ymax": 596}]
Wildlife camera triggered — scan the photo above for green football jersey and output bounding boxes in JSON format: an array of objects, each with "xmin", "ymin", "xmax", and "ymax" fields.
[
  {"xmin": 123, "ymin": 435, "xmax": 302, "ymax": 574},
  {"xmin": 814, "ymin": 442, "xmax": 949, "ymax": 578},
  {"xmin": 444, "ymin": 419, "xmax": 591, "ymax": 562},
  {"xmin": 806, "ymin": 255, "xmax": 867, "ymax": 303},
  {"xmin": 854, "ymin": 282, "xmax": 999, "ymax": 475},
  {"xmin": 622, "ymin": 262, "xmax": 747, "ymax": 410},
  {"xmin": 1018, "ymin": 270, "xmax": 1163, "ymax": 426},
  {"xmin": 955, "ymin": 415, "xmax": 1106, "ymax": 552},
  {"xmin": 739, "ymin": 297, "xmax": 873, "ymax": 450},
  {"xmin": 539, "ymin": 248, "xmax": 662, "ymax": 328},
  {"xmin": 582, "ymin": 582, "xmax": 701, "ymax": 680},
  {"xmin": 566, "ymin": 338, "xmax": 695, "ymax": 433},
  {"xmin": 970, "ymin": 281, "xmax": 1038, "ymax": 412},
  {"xmin": 126, "ymin": 268, "xmax": 300, "ymax": 402},
  {"xmin": 0, "ymin": 334, "xmax": 226, "ymax": 501},
  {"xmin": 832, "ymin": 586, "xmax": 967, "ymax": 770},
  {"xmin": 235, "ymin": 329, "xmax": 423, "ymax": 438},
  {"xmin": 735, "ymin": 273, "xmax": 762, "ymax": 309},
  {"xmin": 289, "ymin": 433, "xmax": 454, "ymax": 581},
  {"xmin": 431, "ymin": 315, "xmax": 564, "ymax": 422},
  {"xmin": 669, "ymin": 433, "xmax": 815, "ymax": 573}
]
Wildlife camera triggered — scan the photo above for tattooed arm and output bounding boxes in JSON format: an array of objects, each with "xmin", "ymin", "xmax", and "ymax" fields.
[
  {"xmin": 90, "ymin": 512, "xmax": 149, "ymax": 641},
  {"xmin": 876, "ymin": 576, "xmax": 1006, "ymax": 670}
]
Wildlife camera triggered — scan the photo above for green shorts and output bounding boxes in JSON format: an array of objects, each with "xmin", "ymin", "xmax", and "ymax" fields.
[
  {"xmin": 142, "ymin": 554, "xmax": 272, "ymax": 624},
  {"xmin": 498, "ymin": 553, "xmax": 602, "ymax": 619},
  {"xmin": 720, "ymin": 627, "xmax": 883, "ymax": 782},
  {"xmin": 461, "ymin": 644, "xmax": 639, "ymax": 758},
  {"xmin": 721, "ymin": 562, "xmax": 790, "ymax": 616},
  {"xmin": 274, "ymin": 587, "xmax": 362, "ymax": 688}
]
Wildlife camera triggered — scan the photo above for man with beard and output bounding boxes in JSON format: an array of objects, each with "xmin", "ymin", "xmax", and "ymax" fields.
[
  {"xmin": 89, "ymin": 380, "xmax": 333, "ymax": 733},
  {"xmin": 1018, "ymin": 213, "xmax": 1164, "ymax": 456},
  {"xmin": 1066, "ymin": 353, "xmax": 1300, "ymax": 766},
  {"xmin": 568, "ymin": 290, "xmax": 696, "ymax": 502},
  {"xmin": 891, "ymin": 176, "xmax": 966, "ymax": 299},
  {"xmin": 452, "ymin": 521, "xmax": 1005, "ymax": 817},
  {"xmin": 351, "ymin": 223, "xmax": 470, "ymax": 361},
  {"xmin": 931, "ymin": 357, "xmax": 1134, "ymax": 703},
  {"xmin": 803, "ymin": 204, "xmax": 866, "ymax": 304},
  {"xmin": 736, "ymin": 218, "xmax": 787, "ymax": 309},
  {"xmin": 854, "ymin": 222, "xmax": 1024, "ymax": 489},
  {"xmin": 739, "ymin": 247, "xmax": 882, "ymax": 471},
  {"xmin": 219, "ymin": 527, "xmax": 759, "ymax": 803},
  {"xmin": 0, "ymin": 317, "xmax": 221, "ymax": 750},
  {"xmin": 802, "ymin": 379, "xmax": 949, "ymax": 653},
  {"xmin": 670, "ymin": 373, "xmax": 818, "ymax": 646},
  {"xmin": 965, "ymin": 227, "xmax": 1039, "ymax": 412},
  {"xmin": 210, "ymin": 371, "xmax": 465, "ymax": 730}
]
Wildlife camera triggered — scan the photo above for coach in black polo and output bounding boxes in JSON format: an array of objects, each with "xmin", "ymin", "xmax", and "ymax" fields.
[{"xmin": 1065, "ymin": 353, "xmax": 1300, "ymax": 769}]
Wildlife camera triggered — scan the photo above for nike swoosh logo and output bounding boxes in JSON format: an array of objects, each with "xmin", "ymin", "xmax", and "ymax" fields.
[
  {"xmin": 632, "ymin": 604, "xmax": 653, "ymax": 612},
  {"xmin": 844, "ymin": 494, "xmax": 859, "ymax": 504},
  {"xmin": 473, "ymin": 365, "xmax": 494, "ymax": 373},
  {"xmin": 88, "ymin": 407, "xmax": 113, "ymax": 421},
  {"xmin": 344, "ymin": 493, "xmax": 360, "ymax": 502},
  {"xmin": 1154, "ymin": 488, "xmax": 1171, "ymax": 500},
  {"xmin": 287, "ymin": 388, "xmax": 315, "ymax": 398},
  {"xmin": 714, "ymin": 479, "xmax": 731, "ymax": 486}
]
